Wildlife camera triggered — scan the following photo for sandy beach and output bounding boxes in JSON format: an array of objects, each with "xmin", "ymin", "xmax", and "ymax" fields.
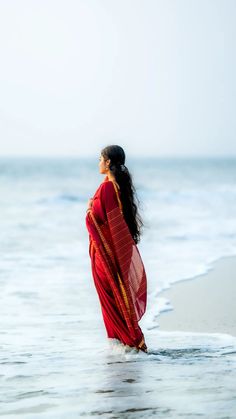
[{"xmin": 157, "ymin": 255, "xmax": 236, "ymax": 337}]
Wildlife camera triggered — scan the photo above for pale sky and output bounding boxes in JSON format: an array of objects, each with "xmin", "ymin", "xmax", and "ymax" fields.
[{"xmin": 0, "ymin": 0, "xmax": 235, "ymax": 157}]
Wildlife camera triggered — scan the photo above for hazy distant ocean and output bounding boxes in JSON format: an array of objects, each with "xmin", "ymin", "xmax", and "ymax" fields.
[{"xmin": 1, "ymin": 156, "xmax": 236, "ymax": 418}]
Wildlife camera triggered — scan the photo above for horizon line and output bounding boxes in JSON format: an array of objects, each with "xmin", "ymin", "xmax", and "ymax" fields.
[{"xmin": 0, "ymin": 154, "xmax": 235, "ymax": 159}]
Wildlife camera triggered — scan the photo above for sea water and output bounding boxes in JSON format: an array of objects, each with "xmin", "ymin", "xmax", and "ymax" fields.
[{"xmin": 0, "ymin": 156, "xmax": 236, "ymax": 418}]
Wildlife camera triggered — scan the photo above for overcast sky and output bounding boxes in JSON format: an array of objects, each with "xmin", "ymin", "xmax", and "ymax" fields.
[{"xmin": 0, "ymin": 0, "xmax": 235, "ymax": 157}]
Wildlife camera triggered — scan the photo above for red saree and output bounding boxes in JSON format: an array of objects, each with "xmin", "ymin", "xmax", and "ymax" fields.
[{"xmin": 85, "ymin": 175, "xmax": 147, "ymax": 350}]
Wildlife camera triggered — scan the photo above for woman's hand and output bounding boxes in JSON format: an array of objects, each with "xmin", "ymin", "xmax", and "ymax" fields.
[{"xmin": 86, "ymin": 198, "xmax": 93, "ymax": 212}]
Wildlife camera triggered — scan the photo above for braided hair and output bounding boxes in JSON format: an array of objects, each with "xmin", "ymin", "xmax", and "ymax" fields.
[{"xmin": 101, "ymin": 144, "xmax": 145, "ymax": 244}]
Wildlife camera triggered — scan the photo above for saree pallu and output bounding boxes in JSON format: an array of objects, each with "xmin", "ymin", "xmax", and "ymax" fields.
[{"xmin": 85, "ymin": 176, "xmax": 147, "ymax": 349}]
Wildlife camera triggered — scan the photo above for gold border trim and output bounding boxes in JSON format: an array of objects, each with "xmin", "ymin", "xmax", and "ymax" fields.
[{"xmin": 112, "ymin": 181, "xmax": 123, "ymax": 214}]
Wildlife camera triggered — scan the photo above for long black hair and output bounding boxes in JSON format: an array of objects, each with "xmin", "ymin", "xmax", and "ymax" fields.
[{"xmin": 101, "ymin": 145, "xmax": 145, "ymax": 244}]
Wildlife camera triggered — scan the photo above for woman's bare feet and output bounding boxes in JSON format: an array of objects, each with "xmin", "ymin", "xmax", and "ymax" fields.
[
  {"xmin": 137, "ymin": 337, "xmax": 148, "ymax": 353},
  {"xmin": 139, "ymin": 342, "xmax": 148, "ymax": 353}
]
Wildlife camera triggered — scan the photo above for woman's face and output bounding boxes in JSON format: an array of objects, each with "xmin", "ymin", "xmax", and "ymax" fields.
[{"xmin": 99, "ymin": 154, "xmax": 110, "ymax": 174}]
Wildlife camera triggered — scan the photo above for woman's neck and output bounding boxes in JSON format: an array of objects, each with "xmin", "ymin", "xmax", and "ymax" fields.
[
  {"xmin": 104, "ymin": 173, "xmax": 115, "ymax": 182},
  {"xmin": 104, "ymin": 174, "xmax": 120, "ymax": 190}
]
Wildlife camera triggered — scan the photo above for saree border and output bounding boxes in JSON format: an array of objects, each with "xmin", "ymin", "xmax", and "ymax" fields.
[{"xmin": 87, "ymin": 210, "xmax": 133, "ymax": 325}]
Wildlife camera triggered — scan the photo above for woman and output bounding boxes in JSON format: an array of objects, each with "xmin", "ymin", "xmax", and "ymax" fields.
[{"xmin": 85, "ymin": 145, "xmax": 148, "ymax": 353}]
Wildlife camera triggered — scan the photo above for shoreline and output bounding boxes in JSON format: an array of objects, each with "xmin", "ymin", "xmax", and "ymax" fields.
[{"xmin": 157, "ymin": 255, "xmax": 236, "ymax": 337}]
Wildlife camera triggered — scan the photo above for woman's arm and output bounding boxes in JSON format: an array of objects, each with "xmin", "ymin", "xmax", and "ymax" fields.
[{"xmin": 86, "ymin": 197, "xmax": 93, "ymax": 212}]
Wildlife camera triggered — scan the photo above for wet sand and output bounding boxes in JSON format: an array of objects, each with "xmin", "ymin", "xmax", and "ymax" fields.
[{"xmin": 157, "ymin": 255, "xmax": 236, "ymax": 337}]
